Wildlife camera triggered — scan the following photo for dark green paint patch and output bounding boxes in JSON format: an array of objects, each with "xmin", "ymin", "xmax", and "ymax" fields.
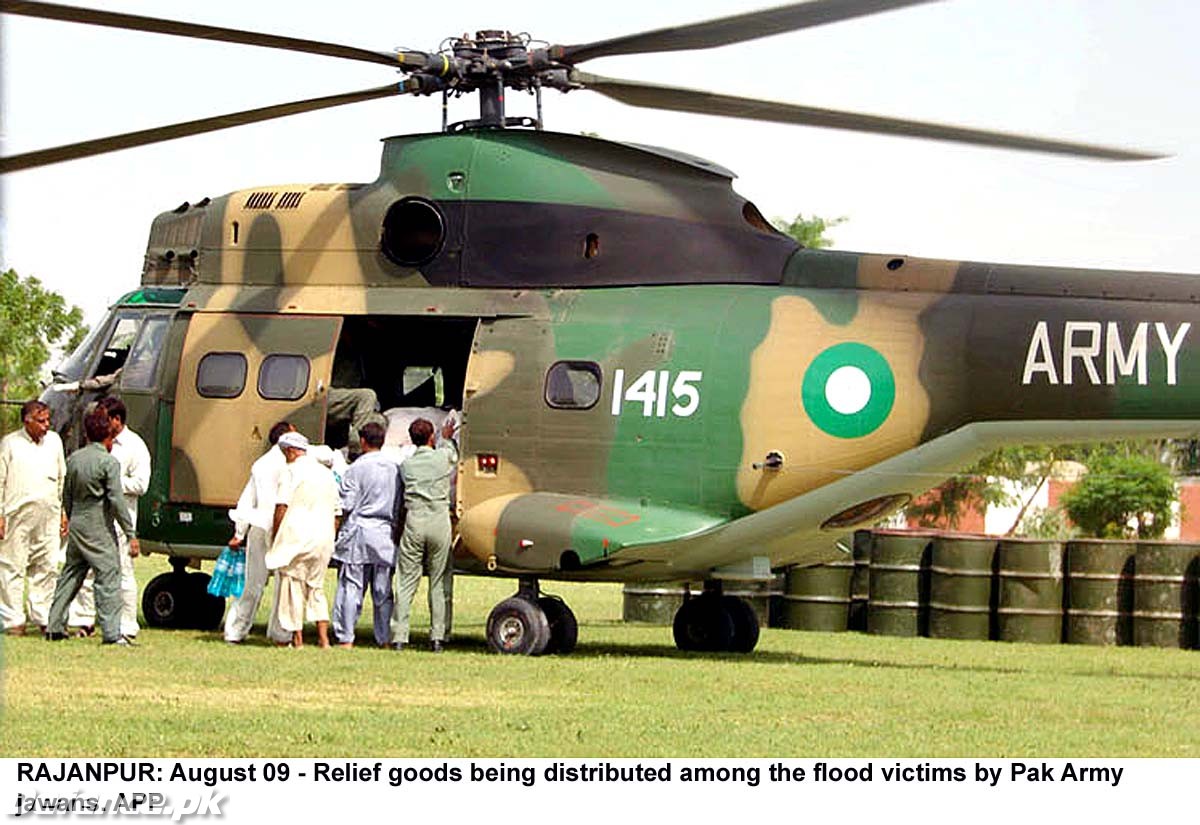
[
  {"xmin": 549, "ymin": 287, "xmax": 771, "ymax": 519},
  {"xmin": 782, "ymin": 249, "xmax": 861, "ymax": 325}
]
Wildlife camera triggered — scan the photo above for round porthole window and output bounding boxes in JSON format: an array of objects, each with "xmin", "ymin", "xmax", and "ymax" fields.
[{"xmin": 381, "ymin": 197, "xmax": 445, "ymax": 267}]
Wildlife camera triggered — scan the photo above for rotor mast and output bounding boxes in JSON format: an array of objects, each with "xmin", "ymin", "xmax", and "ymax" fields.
[{"xmin": 436, "ymin": 30, "xmax": 568, "ymax": 132}]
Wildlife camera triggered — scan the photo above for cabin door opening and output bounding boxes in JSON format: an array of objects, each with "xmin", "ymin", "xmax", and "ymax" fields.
[{"xmin": 324, "ymin": 316, "xmax": 478, "ymax": 453}]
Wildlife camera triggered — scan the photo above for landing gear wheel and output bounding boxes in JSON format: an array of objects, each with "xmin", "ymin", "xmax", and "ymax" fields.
[
  {"xmin": 142, "ymin": 573, "xmax": 192, "ymax": 629},
  {"xmin": 722, "ymin": 595, "xmax": 760, "ymax": 653},
  {"xmin": 487, "ymin": 597, "xmax": 552, "ymax": 655},
  {"xmin": 537, "ymin": 596, "xmax": 578, "ymax": 654},
  {"xmin": 188, "ymin": 573, "xmax": 228, "ymax": 631},
  {"xmin": 672, "ymin": 594, "xmax": 735, "ymax": 652}
]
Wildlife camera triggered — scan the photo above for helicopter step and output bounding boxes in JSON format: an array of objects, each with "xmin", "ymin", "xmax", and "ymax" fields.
[
  {"xmin": 672, "ymin": 583, "xmax": 760, "ymax": 654},
  {"xmin": 141, "ymin": 557, "xmax": 226, "ymax": 631},
  {"xmin": 486, "ymin": 577, "xmax": 578, "ymax": 656}
]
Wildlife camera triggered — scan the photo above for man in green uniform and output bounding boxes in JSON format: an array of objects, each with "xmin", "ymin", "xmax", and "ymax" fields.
[
  {"xmin": 45, "ymin": 409, "xmax": 139, "ymax": 645},
  {"xmin": 390, "ymin": 417, "xmax": 457, "ymax": 652}
]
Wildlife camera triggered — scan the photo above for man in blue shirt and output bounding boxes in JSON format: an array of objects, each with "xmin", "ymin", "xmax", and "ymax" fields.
[{"xmin": 332, "ymin": 422, "xmax": 400, "ymax": 648}]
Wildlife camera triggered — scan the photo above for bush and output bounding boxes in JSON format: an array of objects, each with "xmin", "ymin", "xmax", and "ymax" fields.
[{"xmin": 1059, "ymin": 455, "xmax": 1176, "ymax": 539}]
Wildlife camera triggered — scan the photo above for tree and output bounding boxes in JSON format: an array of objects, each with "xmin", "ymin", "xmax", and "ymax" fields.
[
  {"xmin": 907, "ymin": 445, "xmax": 1064, "ymax": 532},
  {"xmin": 0, "ymin": 269, "xmax": 86, "ymax": 433},
  {"xmin": 773, "ymin": 213, "xmax": 847, "ymax": 249},
  {"xmin": 906, "ymin": 440, "xmax": 1176, "ymax": 536},
  {"xmin": 1059, "ymin": 454, "xmax": 1177, "ymax": 539}
]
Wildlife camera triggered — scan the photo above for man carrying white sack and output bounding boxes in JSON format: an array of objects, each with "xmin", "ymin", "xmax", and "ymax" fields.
[
  {"xmin": 265, "ymin": 431, "xmax": 340, "ymax": 648},
  {"xmin": 224, "ymin": 420, "xmax": 294, "ymax": 644}
]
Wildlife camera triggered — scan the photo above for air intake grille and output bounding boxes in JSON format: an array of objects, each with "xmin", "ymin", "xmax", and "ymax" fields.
[
  {"xmin": 243, "ymin": 191, "xmax": 305, "ymax": 209},
  {"xmin": 244, "ymin": 191, "xmax": 277, "ymax": 209}
]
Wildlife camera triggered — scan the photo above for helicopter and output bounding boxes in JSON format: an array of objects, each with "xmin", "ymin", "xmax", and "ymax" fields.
[{"xmin": 3, "ymin": 0, "xmax": 1197, "ymax": 655}]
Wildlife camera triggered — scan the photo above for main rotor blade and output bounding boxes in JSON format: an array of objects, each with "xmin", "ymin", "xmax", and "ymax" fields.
[
  {"xmin": 573, "ymin": 72, "xmax": 1164, "ymax": 161},
  {"xmin": 0, "ymin": 0, "xmax": 400, "ymax": 66},
  {"xmin": 556, "ymin": 0, "xmax": 940, "ymax": 64},
  {"xmin": 0, "ymin": 84, "xmax": 407, "ymax": 173}
]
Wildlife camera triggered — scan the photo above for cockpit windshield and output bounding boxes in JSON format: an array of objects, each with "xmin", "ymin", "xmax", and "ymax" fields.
[{"xmin": 55, "ymin": 313, "xmax": 112, "ymax": 381}]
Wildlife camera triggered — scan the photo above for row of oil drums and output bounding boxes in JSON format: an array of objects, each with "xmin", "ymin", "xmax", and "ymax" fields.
[{"xmin": 622, "ymin": 530, "xmax": 1200, "ymax": 648}]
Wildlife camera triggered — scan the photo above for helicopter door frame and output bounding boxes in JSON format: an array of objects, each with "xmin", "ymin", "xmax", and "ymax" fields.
[{"xmin": 170, "ymin": 312, "xmax": 342, "ymax": 506}]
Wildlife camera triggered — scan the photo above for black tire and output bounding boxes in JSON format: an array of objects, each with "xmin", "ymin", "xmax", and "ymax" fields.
[
  {"xmin": 537, "ymin": 596, "xmax": 578, "ymax": 655},
  {"xmin": 486, "ymin": 597, "xmax": 552, "ymax": 655},
  {"xmin": 672, "ymin": 594, "xmax": 735, "ymax": 652},
  {"xmin": 188, "ymin": 573, "xmax": 228, "ymax": 631},
  {"xmin": 141, "ymin": 572, "xmax": 192, "ymax": 629},
  {"xmin": 721, "ymin": 595, "xmax": 761, "ymax": 653}
]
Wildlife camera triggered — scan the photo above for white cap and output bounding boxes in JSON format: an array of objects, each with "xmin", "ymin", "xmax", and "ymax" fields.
[{"xmin": 277, "ymin": 431, "xmax": 309, "ymax": 451}]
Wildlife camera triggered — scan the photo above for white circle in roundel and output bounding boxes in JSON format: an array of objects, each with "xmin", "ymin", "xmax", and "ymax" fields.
[{"xmin": 824, "ymin": 365, "xmax": 872, "ymax": 415}]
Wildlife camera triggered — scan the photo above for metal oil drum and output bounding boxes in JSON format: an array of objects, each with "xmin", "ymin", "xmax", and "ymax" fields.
[
  {"xmin": 849, "ymin": 529, "xmax": 872, "ymax": 632},
  {"xmin": 1133, "ymin": 542, "xmax": 1200, "ymax": 649},
  {"xmin": 780, "ymin": 561, "xmax": 854, "ymax": 632},
  {"xmin": 928, "ymin": 534, "xmax": 997, "ymax": 640},
  {"xmin": 996, "ymin": 539, "xmax": 1064, "ymax": 644},
  {"xmin": 1065, "ymin": 540, "xmax": 1135, "ymax": 645},
  {"xmin": 726, "ymin": 577, "xmax": 783, "ymax": 628},
  {"xmin": 622, "ymin": 582, "xmax": 693, "ymax": 625},
  {"xmin": 867, "ymin": 530, "xmax": 935, "ymax": 637}
]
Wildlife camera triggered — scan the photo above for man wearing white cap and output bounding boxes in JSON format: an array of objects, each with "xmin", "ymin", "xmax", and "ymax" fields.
[{"xmin": 264, "ymin": 431, "xmax": 340, "ymax": 648}]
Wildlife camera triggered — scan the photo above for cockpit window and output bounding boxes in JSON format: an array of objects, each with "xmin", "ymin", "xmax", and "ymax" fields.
[
  {"xmin": 93, "ymin": 316, "xmax": 140, "ymax": 379},
  {"xmin": 56, "ymin": 316, "xmax": 112, "ymax": 381},
  {"xmin": 121, "ymin": 316, "xmax": 170, "ymax": 391},
  {"xmin": 55, "ymin": 310, "xmax": 142, "ymax": 382}
]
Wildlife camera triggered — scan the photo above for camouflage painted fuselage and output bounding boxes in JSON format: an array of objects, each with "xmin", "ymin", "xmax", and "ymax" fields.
[{"xmin": 65, "ymin": 129, "xmax": 1199, "ymax": 581}]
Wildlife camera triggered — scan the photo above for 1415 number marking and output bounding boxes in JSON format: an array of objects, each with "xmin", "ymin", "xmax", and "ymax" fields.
[{"xmin": 610, "ymin": 369, "xmax": 703, "ymax": 417}]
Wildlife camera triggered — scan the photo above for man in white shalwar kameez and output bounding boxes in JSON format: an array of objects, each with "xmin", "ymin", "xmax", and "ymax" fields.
[
  {"xmin": 224, "ymin": 421, "xmax": 294, "ymax": 644},
  {"xmin": 265, "ymin": 432, "xmax": 339, "ymax": 648},
  {"xmin": 0, "ymin": 400, "xmax": 66, "ymax": 635}
]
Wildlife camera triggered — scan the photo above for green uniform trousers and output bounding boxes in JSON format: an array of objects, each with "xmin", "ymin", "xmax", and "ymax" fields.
[
  {"xmin": 48, "ymin": 538, "xmax": 121, "ymax": 642},
  {"xmin": 390, "ymin": 506, "xmax": 452, "ymax": 644}
]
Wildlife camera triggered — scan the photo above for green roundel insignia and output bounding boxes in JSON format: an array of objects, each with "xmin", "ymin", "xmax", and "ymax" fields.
[{"xmin": 802, "ymin": 343, "xmax": 896, "ymax": 439}]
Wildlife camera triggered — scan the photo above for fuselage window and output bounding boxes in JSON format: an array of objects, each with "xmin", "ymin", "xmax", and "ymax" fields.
[
  {"xmin": 258, "ymin": 354, "xmax": 311, "ymax": 401},
  {"xmin": 544, "ymin": 361, "xmax": 602, "ymax": 410},
  {"xmin": 121, "ymin": 316, "xmax": 171, "ymax": 391},
  {"xmin": 196, "ymin": 352, "xmax": 248, "ymax": 399}
]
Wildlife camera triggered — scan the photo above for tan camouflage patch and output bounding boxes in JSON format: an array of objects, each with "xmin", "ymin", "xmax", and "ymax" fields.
[
  {"xmin": 172, "ymin": 312, "xmax": 340, "ymax": 504},
  {"xmin": 458, "ymin": 491, "xmax": 527, "ymax": 562},
  {"xmin": 857, "ymin": 254, "xmax": 962, "ymax": 292},
  {"xmin": 736, "ymin": 294, "xmax": 936, "ymax": 510},
  {"xmin": 463, "ymin": 350, "xmax": 516, "ymax": 402}
]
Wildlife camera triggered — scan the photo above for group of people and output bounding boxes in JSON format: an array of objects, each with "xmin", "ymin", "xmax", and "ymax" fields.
[
  {"xmin": 226, "ymin": 415, "xmax": 458, "ymax": 650},
  {"xmin": 0, "ymin": 395, "xmax": 459, "ymax": 651},
  {"xmin": 0, "ymin": 398, "xmax": 147, "ymax": 645}
]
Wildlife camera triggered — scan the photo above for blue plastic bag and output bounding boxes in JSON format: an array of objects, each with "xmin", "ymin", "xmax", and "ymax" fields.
[{"xmin": 207, "ymin": 546, "xmax": 246, "ymax": 599}]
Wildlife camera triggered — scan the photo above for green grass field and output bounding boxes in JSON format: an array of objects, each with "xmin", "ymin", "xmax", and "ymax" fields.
[{"xmin": 1, "ymin": 555, "xmax": 1197, "ymax": 757}]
